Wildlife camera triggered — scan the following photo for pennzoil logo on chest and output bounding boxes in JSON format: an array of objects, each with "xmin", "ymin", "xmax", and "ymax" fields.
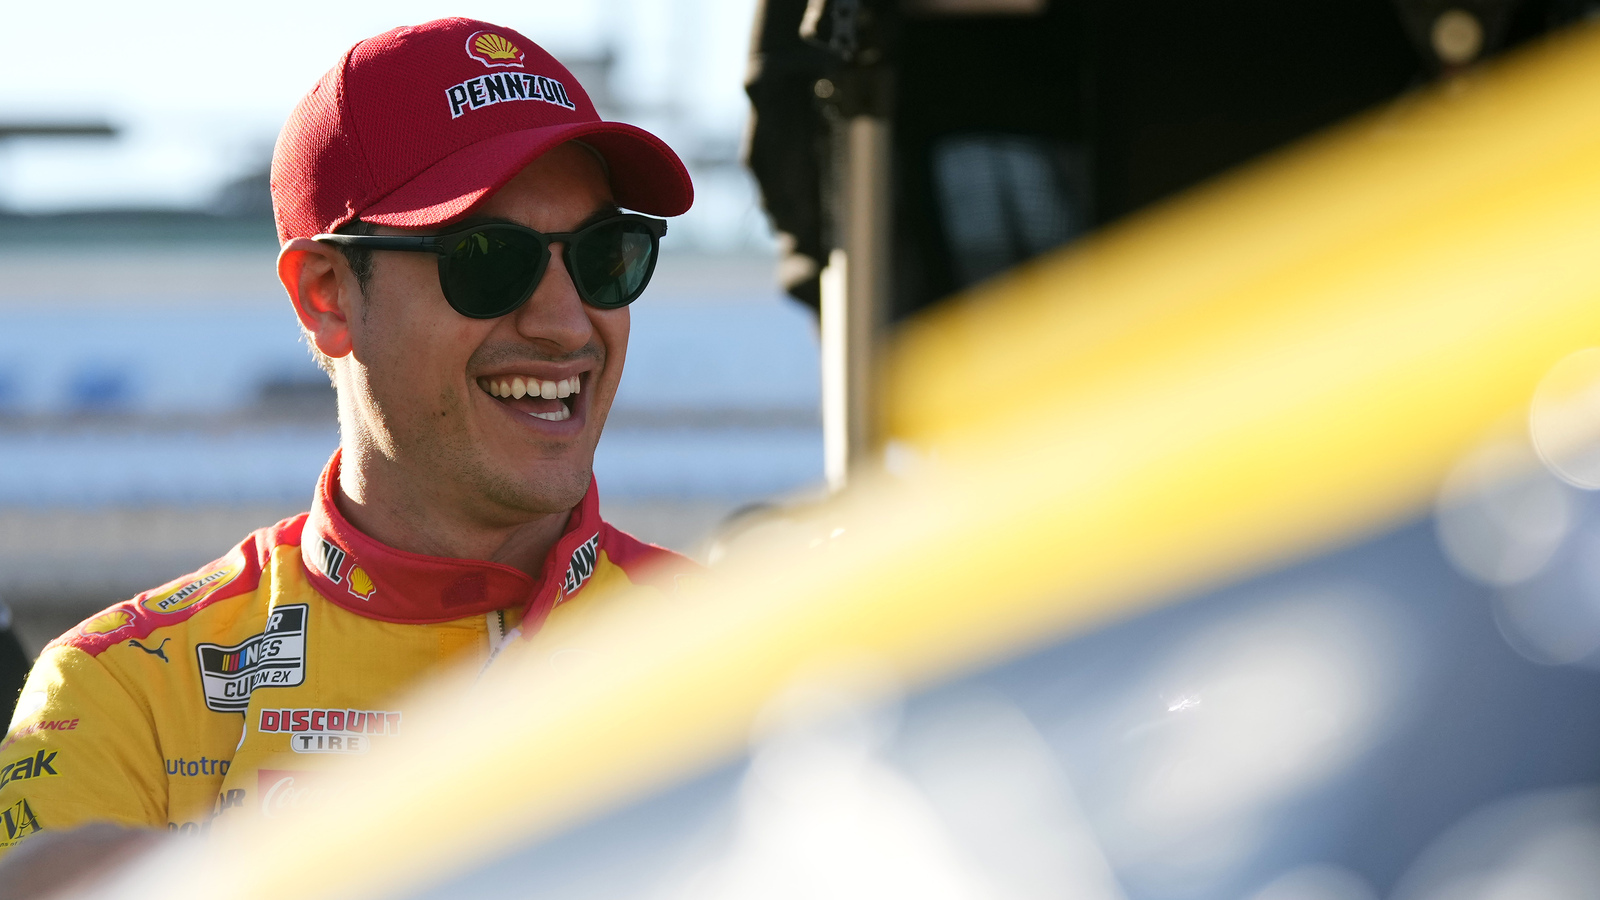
[{"xmin": 194, "ymin": 604, "xmax": 308, "ymax": 713}]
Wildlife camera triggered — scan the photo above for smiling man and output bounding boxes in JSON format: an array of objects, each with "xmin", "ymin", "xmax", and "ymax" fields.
[{"xmin": 0, "ymin": 18, "xmax": 695, "ymax": 854}]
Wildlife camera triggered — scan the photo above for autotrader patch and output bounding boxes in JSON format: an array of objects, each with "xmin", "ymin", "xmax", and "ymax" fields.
[{"xmin": 195, "ymin": 604, "xmax": 308, "ymax": 713}]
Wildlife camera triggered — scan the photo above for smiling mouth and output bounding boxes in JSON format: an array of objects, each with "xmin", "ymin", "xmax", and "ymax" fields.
[{"xmin": 476, "ymin": 375, "xmax": 582, "ymax": 422}]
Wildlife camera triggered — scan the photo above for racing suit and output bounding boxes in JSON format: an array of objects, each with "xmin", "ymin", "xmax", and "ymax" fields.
[{"xmin": 0, "ymin": 452, "xmax": 695, "ymax": 854}]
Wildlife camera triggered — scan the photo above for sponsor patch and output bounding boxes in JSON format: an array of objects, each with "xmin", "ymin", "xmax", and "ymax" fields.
[
  {"xmin": 0, "ymin": 719, "xmax": 77, "ymax": 752},
  {"xmin": 346, "ymin": 565, "xmax": 376, "ymax": 602},
  {"xmin": 259, "ymin": 769, "xmax": 345, "ymax": 818},
  {"xmin": 127, "ymin": 637, "xmax": 171, "ymax": 662},
  {"xmin": 216, "ymin": 788, "xmax": 245, "ymax": 815},
  {"xmin": 310, "ymin": 536, "xmax": 347, "ymax": 585},
  {"xmin": 445, "ymin": 71, "xmax": 574, "ymax": 119},
  {"xmin": 1, "ymin": 750, "xmax": 59, "ymax": 788},
  {"xmin": 466, "ymin": 30, "xmax": 525, "ymax": 68},
  {"xmin": 165, "ymin": 756, "xmax": 230, "ymax": 777},
  {"xmin": 257, "ymin": 707, "xmax": 400, "ymax": 754},
  {"xmin": 559, "ymin": 533, "xmax": 600, "ymax": 601},
  {"xmin": 1, "ymin": 798, "xmax": 40, "ymax": 843},
  {"xmin": 308, "ymin": 534, "xmax": 375, "ymax": 601},
  {"xmin": 141, "ymin": 565, "xmax": 239, "ymax": 615},
  {"xmin": 82, "ymin": 608, "xmax": 134, "ymax": 635},
  {"xmin": 195, "ymin": 605, "xmax": 308, "ymax": 713}
]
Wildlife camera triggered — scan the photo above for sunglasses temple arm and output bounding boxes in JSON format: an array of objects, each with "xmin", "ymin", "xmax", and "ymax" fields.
[{"xmin": 312, "ymin": 235, "xmax": 446, "ymax": 253}]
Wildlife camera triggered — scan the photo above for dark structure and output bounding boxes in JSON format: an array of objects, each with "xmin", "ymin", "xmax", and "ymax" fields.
[
  {"xmin": 746, "ymin": 0, "xmax": 1600, "ymax": 318},
  {"xmin": 1, "ymin": 602, "xmax": 28, "ymax": 721}
]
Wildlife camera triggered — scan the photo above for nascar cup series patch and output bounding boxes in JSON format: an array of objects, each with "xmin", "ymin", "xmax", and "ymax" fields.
[{"xmin": 194, "ymin": 605, "xmax": 308, "ymax": 713}]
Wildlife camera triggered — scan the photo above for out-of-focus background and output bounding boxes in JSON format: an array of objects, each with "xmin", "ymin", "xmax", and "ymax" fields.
[{"xmin": 0, "ymin": 1, "xmax": 822, "ymax": 652}]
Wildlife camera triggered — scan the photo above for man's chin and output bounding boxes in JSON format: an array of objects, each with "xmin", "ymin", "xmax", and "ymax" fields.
[{"xmin": 480, "ymin": 460, "xmax": 594, "ymax": 519}]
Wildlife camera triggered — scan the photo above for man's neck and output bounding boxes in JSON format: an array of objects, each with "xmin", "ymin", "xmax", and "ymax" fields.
[{"xmin": 334, "ymin": 447, "xmax": 572, "ymax": 580}]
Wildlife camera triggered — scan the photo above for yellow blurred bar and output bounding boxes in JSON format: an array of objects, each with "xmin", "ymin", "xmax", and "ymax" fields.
[
  {"xmin": 886, "ymin": 22, "xmax": 1600, "ymax": 450},
  {"xmin": 100, "ymin": 22, "xmax": 1600, "ymax": 900}
]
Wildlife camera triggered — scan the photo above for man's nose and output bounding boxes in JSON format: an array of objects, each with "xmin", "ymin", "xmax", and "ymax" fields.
[{"xmin": 511, "ymin": 243, "xmax": 592, "ymax": 350}]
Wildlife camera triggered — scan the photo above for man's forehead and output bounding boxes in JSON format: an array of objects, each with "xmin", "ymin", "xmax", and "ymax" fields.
[
  {"xmin": 453, "ymin": 203, "xmax": 622, "ymax": 232},
  {"xmin": 471, "ymin": 142, "xmax": 615, "ymax": 211}
]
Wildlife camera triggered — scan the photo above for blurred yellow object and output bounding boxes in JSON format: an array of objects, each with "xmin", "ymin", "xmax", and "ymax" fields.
[{"xmin": 100, "ymin": 21, "xmax": 1600, "ymax": 900}]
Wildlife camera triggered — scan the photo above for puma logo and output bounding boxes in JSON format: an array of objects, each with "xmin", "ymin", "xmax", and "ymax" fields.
[{"xmin": 128, "ymin": 638, "xmax": 170, "ymax": 663}]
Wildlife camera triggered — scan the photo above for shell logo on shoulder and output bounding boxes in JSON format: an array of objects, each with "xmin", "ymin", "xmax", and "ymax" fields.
[
  {"xmin": 82, "ymin": 608, "xmax": 134, "ymax": 635},
  {"xmin": 141, "ymin": 565, "xmax": 240, "ymax": 615},
  {"xmin": 466, "ymin": 31, "xmax": 525, "ymax": 68}
]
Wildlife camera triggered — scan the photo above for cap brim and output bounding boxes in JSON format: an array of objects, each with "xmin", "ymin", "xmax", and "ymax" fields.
[{"xmin": 359, "ymin": 120, "xmax": 693, "ymax": 227}]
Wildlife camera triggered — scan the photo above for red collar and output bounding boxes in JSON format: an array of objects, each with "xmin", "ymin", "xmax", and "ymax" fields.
[{"xmin": 300, "ymin": 451, "xmax": 604, "ymax": 625}]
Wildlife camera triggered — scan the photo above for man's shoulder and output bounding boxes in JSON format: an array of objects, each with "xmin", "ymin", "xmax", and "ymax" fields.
[{"xmin": 47, "ymin": 512, "xmax": 312, "ymax": 659}]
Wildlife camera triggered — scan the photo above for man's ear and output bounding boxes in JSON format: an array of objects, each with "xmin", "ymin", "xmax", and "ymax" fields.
[{"xmin": 278, "ymin": 238, "xmax": 357, "ymax": 359}]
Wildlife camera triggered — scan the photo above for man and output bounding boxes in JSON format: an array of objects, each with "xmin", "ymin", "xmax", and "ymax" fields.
[{"xmin": 0, "ymin": 17, "xmax": 695, "ymax": 855}]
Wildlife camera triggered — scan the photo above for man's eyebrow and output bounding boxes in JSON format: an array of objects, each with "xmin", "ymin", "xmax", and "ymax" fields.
[
  {"xmin": 453, "ymin": 204, "xmax": 622, "ymax": 232},
  {"xmin": 576, "ymin": 203, "xmax": 623, "ymax": 229}
]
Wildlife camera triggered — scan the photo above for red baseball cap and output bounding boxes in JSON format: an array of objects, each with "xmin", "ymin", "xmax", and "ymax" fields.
[{"xmin": 271, "ymin": 17, "xmax": 693, "ymax": 243}]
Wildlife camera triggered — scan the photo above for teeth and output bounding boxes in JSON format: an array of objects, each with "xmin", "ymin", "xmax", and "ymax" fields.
[
  {"xmin": 478, "ymin": 375, "xmax": 583, "ymax": 403},
  {"xmin": 529, "ymin": 406, "xmax": 571, "ymax": 421}
]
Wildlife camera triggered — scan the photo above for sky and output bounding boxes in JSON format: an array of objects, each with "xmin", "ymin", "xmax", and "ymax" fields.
[{"xmin": 0, "ymin": 0, "xmax": 767, "ymax": 246}]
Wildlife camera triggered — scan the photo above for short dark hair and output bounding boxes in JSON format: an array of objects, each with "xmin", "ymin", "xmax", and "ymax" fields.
[{"xmin": 335, "ymin": 218, "xmax": 378, "ymax": 296}]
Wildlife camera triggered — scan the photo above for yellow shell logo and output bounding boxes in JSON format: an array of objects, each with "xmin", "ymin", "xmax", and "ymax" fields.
[
  {"xmin": 83, "ymin": 609, "xmax": 134, "ymax": 635},
  {"xmin": 347, "ymin": 566, "xmax": 377, "ymax": 602},
  {"xmin": 475, "ymin": 33, "xmax": 519, "ymax": 60},
  {"xmin": 466, "ymin": 30, "xmax": 525, "ymax": 68}
]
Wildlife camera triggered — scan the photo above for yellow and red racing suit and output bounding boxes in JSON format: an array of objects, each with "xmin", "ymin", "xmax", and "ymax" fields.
[{"xmin": 0, "ymin": 452, "xmax": 695, "ymax": 854}]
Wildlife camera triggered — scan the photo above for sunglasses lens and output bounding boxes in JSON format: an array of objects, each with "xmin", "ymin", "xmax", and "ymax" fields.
[
  {"xmin": 571, "ymin": 219, "xmax": 659, "ymax": 309},
  {"xmin": 441, "ymin": 227, "xmax": 546, "ymax": 318}
]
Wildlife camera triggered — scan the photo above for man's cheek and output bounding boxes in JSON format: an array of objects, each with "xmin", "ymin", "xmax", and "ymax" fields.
[
  {"xmin": 599, "ymin": 317, "xmax": 629, "ymax": 409},
  {"xmin": 436, "ymin": 385, "xmax": 466, "ymax": 421}
]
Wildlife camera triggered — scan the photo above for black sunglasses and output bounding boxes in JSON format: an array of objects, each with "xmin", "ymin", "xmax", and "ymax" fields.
[{"xmin": 314, "ymin": 214, "xmax": 667, "ymax": 318}]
